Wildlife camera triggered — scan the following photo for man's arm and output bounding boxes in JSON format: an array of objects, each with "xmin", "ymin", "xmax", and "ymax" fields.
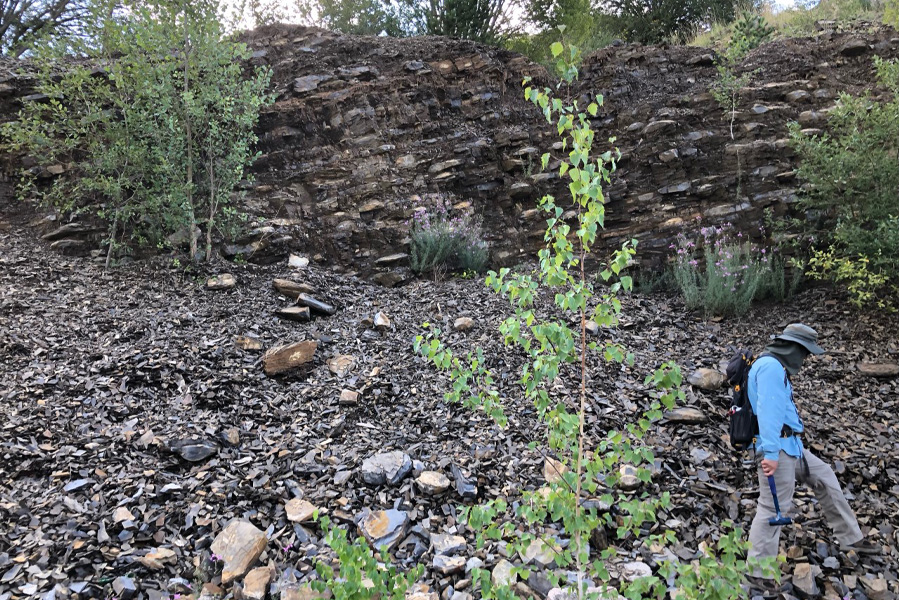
[{"xmin": 755, "ymin": 359, "xmax": 789, "ymax": 468}]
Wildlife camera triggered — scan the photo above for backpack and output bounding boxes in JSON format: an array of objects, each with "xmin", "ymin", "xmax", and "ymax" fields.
[{"xmin": 725, "ymin": 349, "xmax": 759, "ymax": 451}]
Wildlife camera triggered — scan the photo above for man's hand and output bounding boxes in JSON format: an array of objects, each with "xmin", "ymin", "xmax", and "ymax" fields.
[{"xmin": 761, "ymin": 459, "xmax": 778, "ymax": 476}]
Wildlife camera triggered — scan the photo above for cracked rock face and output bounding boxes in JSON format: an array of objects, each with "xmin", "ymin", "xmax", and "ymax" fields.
[{"xmin": 361, "ymin": 450, "xmax": 412, "ymax": 486}]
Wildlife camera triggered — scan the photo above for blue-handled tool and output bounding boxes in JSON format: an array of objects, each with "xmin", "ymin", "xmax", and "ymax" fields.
[{"xmin": 767, "ymin": 475, "xmax": 792, "ymax": 526}]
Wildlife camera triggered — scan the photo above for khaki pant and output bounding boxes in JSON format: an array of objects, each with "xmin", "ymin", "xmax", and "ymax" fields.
[{"xmin": 748, "ymin": 449, "xmax": 863, "ymax": 578}]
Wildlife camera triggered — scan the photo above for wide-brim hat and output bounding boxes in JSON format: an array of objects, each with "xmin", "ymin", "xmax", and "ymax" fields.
[{"xmin": 775, "ymin": 323, "xmax": 825, "ymax": 355}]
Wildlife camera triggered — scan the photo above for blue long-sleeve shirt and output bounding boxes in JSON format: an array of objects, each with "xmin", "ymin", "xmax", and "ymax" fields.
[{"xmin": 747, "ymin": 355, "xmax": 804, "ymax": 461}]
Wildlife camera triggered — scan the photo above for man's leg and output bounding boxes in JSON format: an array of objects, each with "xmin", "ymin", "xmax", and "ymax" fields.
[
  {"xmin": 801, "ymin": 449, "xmax": 863, "ymax": 545},
  {"xmin": 748, "ymin": 451, "xmax": 798, "ymax": 578}
]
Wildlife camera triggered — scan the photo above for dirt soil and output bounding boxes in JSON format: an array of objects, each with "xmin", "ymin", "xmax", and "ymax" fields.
[{"xmin": 0, "ymin": 224, "xmax": 897, "ymax": 600}]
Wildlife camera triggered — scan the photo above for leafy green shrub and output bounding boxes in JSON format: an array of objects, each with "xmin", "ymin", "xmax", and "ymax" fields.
[
  {"xmin": 608, "ymin": 0, "xmax": 750, "ymax": 44},
  {"xmin": 671, "ymin": 222, "xmax": 792, "ymax": 316},
  {"xmin": 788, "ymin": 57, "xmax": 898, "ymax": 301},
  {"xmin": 806, "ymin": 248, "xmax": 894, "ymax": 309},
  {"xmin": 408, "ymin": 195, "xmax": 489, "ymax": 274},
  {"xmin": 2, "ymin": 0, "xmax": 273, "ymax": 265},
  {"xmin": 312, "ymin": 516, "xmax": 423, "ymax": 599}
]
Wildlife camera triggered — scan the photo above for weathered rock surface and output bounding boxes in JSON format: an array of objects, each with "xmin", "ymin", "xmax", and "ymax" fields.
[
  {"xmin": 358, "ymin": 508, "xmax": 408, "ymax": 550},
  {"xmin": 416, "ymin": 470, "xmax": 451, "ymax": 495},
  {"xmin": 262, "ymin": 340, "xmax": 317, "ymax": 376},
  {"xmin": 207, "ymin": 274, "xmax": 237, "ymax": 290},
  {"xmin": 284, "ymin": 498, "xmax": 317, "ymax": 523},
  {"xmin": 663, "ymin": 407, "xmax": 707, "ymax": 424},
  {"xmin": 5, "ymin": 26, "xmax": 894, "ymax": 273},
  {"xmin": 210, "ymin": 520, "xmax": 268, "ymax": 584},
  {"xmin": 361, "ymin": 450, "xmax": 412, "ymax": 486},
  {"xmin": 687, "ymin": 368, "xmax": 726, "ymax": 390}
]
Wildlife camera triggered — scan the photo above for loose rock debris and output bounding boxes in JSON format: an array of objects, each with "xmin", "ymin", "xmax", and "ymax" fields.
[{"xmin": 0, "ymin": 228, "xmax": 896, "ymax": 600}]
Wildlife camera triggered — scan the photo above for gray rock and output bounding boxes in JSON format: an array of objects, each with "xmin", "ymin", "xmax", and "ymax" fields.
[
  {"xmin": 432, "ymin": 533, "xmax": 466, "ymax": 555},
  {"xmin": 296, "ymin": 293, "xmax": 336, "ymax": 316},
  {"xmin": 374, "ymin": 311, "xmax": 391, "ymax": 331},
  {"xmin": 642, "ymin": 120, "xmax": 677, "ymax": 135},
  {"xmin": 113, "ymin": 577, "xmax": 137, "ymax": 600},
  {"xmin": 664, "ymin": 407, "xmax": 706, "ymax": 424},
  {"xmin": 433, "ymin": 554, "xmax": 466, "ymax": 575},
  {"xmin": 453, "ymin": 317, "xmax": 475, "ymax": 331},
  {"xmin": 169, "ymin": 439, "xmax": 218, "ymax": 462},
  {"xmin": 491, "ymin": 559, "xmax": 516, "ymax": 588},
  {"xmin": 294, "ymin": 75, "xmax": 332, "ymax": 93},
  {"xmin": 840, "ymin": 38, "xmax": 868, "ymax": 56},
  {"xmin": 206, "ymin": 274, "xmax": 236, "ymax": 290},
  {"xmin": 619, "ymin": 561, "xmax": 652, "ymax": 581},
  {"xmin": 358, "ymin": 509, "xmax": 408, "ymax": 551},
  {"xmin": 361, "ymin": 451, "xmax": 412, "ymax": 486},
  {"xmin": 657, "ymin": 181, "xmax": 691, "ymax": 195},
  {"xmin": 289, "ymin": 254, "xmax": 309, "ymax": 268},
  {"xmin": 618, "ymin": 464, "xmax": 641, "ymax": 491},
  {"xmin": 785, "ymin": 90, "xmax": 810, "ymax": 103},
  {"xmin": 659, "ymin": 149, "xmax": 679, "ymax": 163},
  {"xmin": 687, "ymin": 368, "xmax": 726, "ymax": 390},
  {"xmin": 792, "ymin": 563, "xmax": 819, "ymax": 598}
]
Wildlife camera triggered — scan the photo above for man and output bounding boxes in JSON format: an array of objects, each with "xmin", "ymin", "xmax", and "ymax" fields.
[{"xmin": 745, "ymin": 323, "xmax": 878, "ymax": 596}]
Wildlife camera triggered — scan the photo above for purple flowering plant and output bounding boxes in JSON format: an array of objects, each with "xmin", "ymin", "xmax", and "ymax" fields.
[
  {"xmin": 670, "ymin": 221, "xmax": 787, "ymax": 316},
  {"xmin": 407, "ymin": 193, "xmax": 488, "ymax": 274}
]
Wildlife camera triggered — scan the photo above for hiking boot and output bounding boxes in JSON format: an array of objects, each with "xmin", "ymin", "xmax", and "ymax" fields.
[
  {"xmin": 840, "ymin": 539, "xmax": 881, "ymax": 555},
  {"xmin": 745, "ymin": 575, "xmax": 780, "ymax": 599}
]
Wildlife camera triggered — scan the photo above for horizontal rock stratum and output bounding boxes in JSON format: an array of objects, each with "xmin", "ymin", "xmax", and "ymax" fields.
[{"xmin": 0, "ymin": 24, "xmax": 896, "ymax": 277}]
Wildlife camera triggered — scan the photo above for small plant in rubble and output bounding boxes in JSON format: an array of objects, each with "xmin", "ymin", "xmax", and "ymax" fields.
[
  {"xmin": 408, "ymin": 194, "xmax": 489, "ymax": 274},
  {"xmin": 416, "ymin": 40, "xmax": 775, "ymax": 599},
  {"xmin": 670, "ymin": 220, "xmax": 792, "ymax": 316}
]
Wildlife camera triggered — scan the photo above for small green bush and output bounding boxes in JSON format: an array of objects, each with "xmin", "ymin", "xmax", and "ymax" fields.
[
  {"xmin": 408, "ymin": 195, "xmax": 489, "ymax": 274},
  {"xmin": 789, "ymin": 56, "xmax": 898, "ymax": 303},
  {"xmin": 671, "ymin": 222, "xmax": 792, "ymax": 316},
  {"xmin": 312, "ymin": 516, "xmax": 422, "ymax": 599}
]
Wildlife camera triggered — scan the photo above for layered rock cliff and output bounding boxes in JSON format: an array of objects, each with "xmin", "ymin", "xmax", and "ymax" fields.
[{"xmin": 1, "ymin": 24, "xmax": 896, "ymax": 278}]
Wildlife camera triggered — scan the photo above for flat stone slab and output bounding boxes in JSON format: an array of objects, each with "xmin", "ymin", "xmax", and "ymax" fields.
[
  {"xmin": 857, "ymin": 362, "xmax": 898, "ymax": 377},
  {"xmin": 210, "ymin": 519, "xmax": 267, "ymax": 584}
]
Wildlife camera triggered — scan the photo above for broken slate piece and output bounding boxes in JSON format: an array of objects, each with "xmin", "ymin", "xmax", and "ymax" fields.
[
  {"xmin": 296, "ymin": 293, "xmax": 336, "ymax": 316},
  {"xmin": 361, "ymin": 451, "xmax": 412, "ymax": 486},
  {"xmin": 358, "ymin": 509, "xmax": 409, "ymax": 551},
  {"xmin": 450, "ymin": 464, "xmax": 477, "ymax": 499},
  {"xmin": 662, "ymin": 407, "xmax": 706, "ymax": 424},
  {"xmin": 206, "ymin": 274, "xmax": 236, "ymax": 290},
  {"xmin": 112, "ymin": 577, "xmax": 137, "ymax": 600},
  {"xmin": 168, "ymin": 438, "xmax": 218, "ymax": 462},
  {"xmin": 374, "ymin": 311, "xmax": 391, "ymax": 331},
  {"xmin": 285, "ymin": 499, "xmax": 317, "ymax": 523},
  {"xmin": 63, "ymin": 479, "xmax": 94, "ymax": 492},
  {"xmin": 273, "ymin": 278, "xmax": 317, "ymax": 299},
  {"xmin": 210, "ymin": 519, "xmax": 268, "ymax": 584},
  {"xmin": 432, "ymin": 533, "xmax": 466, "ymax": 555},
  {"xmin": 433, "ymin": 554, "xmax": 466, "ymax": 575},
  {"xmin": 262, "ymin": 340, "xmax": 317, "ymax": 376},
  {"xmin": 276, "ymin": 306, "xmax": 311, "ymax": 322}
]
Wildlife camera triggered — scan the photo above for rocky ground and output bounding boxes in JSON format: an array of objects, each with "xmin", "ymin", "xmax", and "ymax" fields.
[{"xmin": 0, "ymin": 225, "xmax": 897, "ymax": 600}]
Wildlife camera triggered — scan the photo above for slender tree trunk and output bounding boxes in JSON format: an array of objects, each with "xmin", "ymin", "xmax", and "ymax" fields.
[
  {"xmin": 575, "ymin": 241, "xmax": 587, "ymax": 600},
  {"xmin": 104, "ymin": 212, "xmax": 117, "ymax": 270},
  {"xmin": 206, "ymin": 158, "xmax": 216, "ymax": 262},
  {"xmin": 183, "ymin": 7, "xmax": 197, "ymax": 262}
]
